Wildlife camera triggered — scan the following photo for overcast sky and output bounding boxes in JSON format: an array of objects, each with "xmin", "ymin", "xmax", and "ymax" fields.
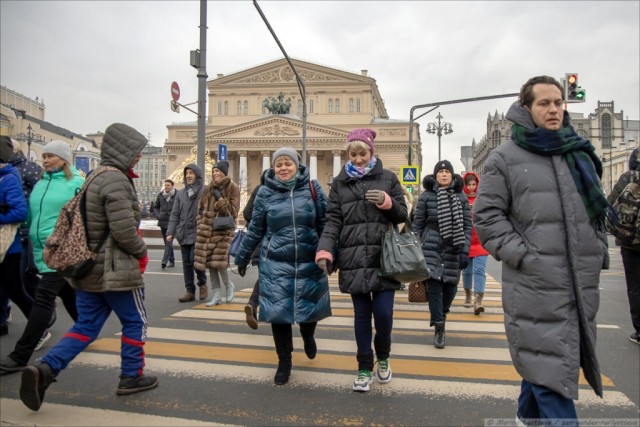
[{"xmin": 1, "ymin": 1, "xmax": 638, "ymax": 174}]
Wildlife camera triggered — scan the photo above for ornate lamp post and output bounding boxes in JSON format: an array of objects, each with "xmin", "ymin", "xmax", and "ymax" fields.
[
  {"xmin": 16, "ymin": 123, "xmax": 45, "ymax": 162},
  {"xmin": 426, "ymin": 112, "xmax": 453, "ymax": 162}
]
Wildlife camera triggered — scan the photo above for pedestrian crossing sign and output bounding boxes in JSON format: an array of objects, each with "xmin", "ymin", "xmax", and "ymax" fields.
[{"xmin": 400, "ymin": 165, "xmax": 420, "ymax": 185}]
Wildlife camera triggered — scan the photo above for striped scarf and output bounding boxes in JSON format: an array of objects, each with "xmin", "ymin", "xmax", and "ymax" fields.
[
  {"xmin": 437, "ymin": 186, "xmax": 465, "ymax": 251},
  {"xmin": 511, "ymin": 122, "xmax": 613, "ymax": 229},
  {"xmin": 344, "ymin": 156, "xmax": 377, "ymax": 179}
]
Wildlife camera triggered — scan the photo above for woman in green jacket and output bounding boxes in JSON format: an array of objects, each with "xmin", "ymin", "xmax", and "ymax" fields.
[{"xmin": 0, "ymin": 140, "xmax": 84, "ymax": 375}]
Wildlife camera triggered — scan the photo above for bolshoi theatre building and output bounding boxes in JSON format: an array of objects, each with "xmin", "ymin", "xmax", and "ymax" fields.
[{"xmin": 165, "ymin": 58, "xmax": 422, "ymax": 196}]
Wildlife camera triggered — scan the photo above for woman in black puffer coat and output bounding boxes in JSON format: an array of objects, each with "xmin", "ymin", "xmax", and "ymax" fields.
[
  {"xmin": 316, "ymin": 129, "xmax": 407, "ymax": 393},
  {"xmin": 413, "ymin": 160, "xmax": 471, "ymax": 349}
]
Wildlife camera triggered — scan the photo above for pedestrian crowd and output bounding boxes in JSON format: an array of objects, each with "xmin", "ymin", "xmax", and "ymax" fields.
[{"xmin": 0, "ymin": 75, "xmax": 637, "ymax": 427}]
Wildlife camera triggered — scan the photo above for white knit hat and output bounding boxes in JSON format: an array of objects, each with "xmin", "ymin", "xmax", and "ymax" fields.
[{"xmin": 42, "ymin": 140, "xmax": 73, "ymax": 165}]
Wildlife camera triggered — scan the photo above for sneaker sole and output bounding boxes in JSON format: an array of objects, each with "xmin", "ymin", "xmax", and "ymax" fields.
[
  {"xmin": 376, "ymin": 370, "xmax": 392, "ymax": 384},
  {"xmin": 631, "ymin": 337, "xmax": 640, "ymax": 345},
  {"xmin": 352, "ymin": 383, "xmax": 371, "ymax": 392},
  {"xmin": 244, "ymin": 305, "xmax": 258, "ymax": 330},
  {"xmin": 35, "ymin": 332, "xmax": 52, "ymax": 351},
  {"xmin": 20, "ymin": 366, "xmax": 42, "ymax": 411},
  {"xmin": 116, "ymin": 378, "xmax": 159, "ymax": 395}
]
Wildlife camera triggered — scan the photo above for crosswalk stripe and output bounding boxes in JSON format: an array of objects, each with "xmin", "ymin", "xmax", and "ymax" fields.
[
  {"xmin": 70, "ymin": 353, "xmax": 632, "ymax": 408},
  {"xmin": 140, "ymin": 327, "xmax": 512, "ymax": 361},
  {"xmin": 171, "ymin": 309, "xmax": 509, "ymax": 333},
  {"xmin": 0, "ymin": 398, "xmax": 223, "ymax": 426}
]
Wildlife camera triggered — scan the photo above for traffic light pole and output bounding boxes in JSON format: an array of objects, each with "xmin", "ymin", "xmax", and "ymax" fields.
[{"xmin": 407, "ymin": 92, "xmax": 519, "ymax": 165}]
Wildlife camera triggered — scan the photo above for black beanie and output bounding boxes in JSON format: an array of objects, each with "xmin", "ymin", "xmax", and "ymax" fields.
[
  {"xmin": 433, "ymin": 159, "xmax": 454, "ymax": 176},
  {"xmin": 0, "ymin": 136, "xmax": 14, "ymax": 163},
  {"xmin": 213, "ymin": 160, "xmax": 229, "ymax": 177}
]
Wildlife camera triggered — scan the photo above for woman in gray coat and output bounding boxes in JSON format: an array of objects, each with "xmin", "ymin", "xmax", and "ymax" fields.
[{"xmin": 474, "ymin": 76, "xmax": 610, "ymax": 423}]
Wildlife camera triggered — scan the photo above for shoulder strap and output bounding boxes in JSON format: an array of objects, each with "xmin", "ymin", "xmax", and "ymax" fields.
[
  {"xmin": 81, "ymin": 166, "xmax": 120, "ymax": 253},
  {"xmin": 309, "ymin": 180, "xmax": 316, "ymax": 202}
]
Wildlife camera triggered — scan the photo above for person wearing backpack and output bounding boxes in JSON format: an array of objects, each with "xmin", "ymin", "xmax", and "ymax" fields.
[
  {"xmin": 18, "ymin": 123, "xmax": 158, "ymax": 412},
  {"xmin": 0, "ymin": 140, "xmax": 83, "ymax": 376},
  {"xmin": 607, "ymin": 147, "xmax": 640, "ymax": 345}
]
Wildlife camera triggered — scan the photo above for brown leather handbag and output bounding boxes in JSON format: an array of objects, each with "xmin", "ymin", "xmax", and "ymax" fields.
[{"xmin": 408, "ymin": 281, "xmax": 428, "ymax": 303}]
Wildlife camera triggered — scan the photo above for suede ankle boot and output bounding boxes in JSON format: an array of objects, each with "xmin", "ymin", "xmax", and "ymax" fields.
[
  {"xmin": 474, "ymin": 293, "xmax": 485, "ymax": 315},
  {"xmin": 434, "ymin": 321, "xmax": 445, "ymax": 349},
  {"xmin": 20, "ymin": 361, "xmax": 56, "ymax": 411},
  {"xmin": 274, "ymin": 360, "xmax": 292, "ymax": 385},
  {"xmin": 463, "ymin": 288, "xmax": 472, "ymax": 307}
]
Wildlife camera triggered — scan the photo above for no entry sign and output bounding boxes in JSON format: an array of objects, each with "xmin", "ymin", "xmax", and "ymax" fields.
[{"xmin": 171, "ymin": 81, "xmax": 180, "ymax": 101}]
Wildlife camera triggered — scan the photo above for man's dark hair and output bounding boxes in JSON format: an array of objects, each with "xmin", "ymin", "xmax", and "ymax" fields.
[
  {"xmin": 519, "ymin": 76, "xmax": 564, "ymax": 108},
  {"xmin": 164, "ymin": 179, "xmax": 174, "ymax": 185}
]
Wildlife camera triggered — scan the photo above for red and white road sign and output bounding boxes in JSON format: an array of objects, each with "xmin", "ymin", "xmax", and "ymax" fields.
[{"xmin": 171, "ymin": 81, "xmax": 180, "ymax": 101}]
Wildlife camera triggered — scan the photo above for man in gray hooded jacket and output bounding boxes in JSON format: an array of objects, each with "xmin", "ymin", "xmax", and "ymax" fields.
[
  {"xmin": 167, "ymin": 164, "xmax": 207, "ymax": 302},
  {"xmin": 474, "ymin": 76, "xmax": 610, "ymax": 425}
]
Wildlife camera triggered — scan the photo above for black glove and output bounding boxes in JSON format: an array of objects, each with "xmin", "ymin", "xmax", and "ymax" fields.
[
  {"xmin": 238, "ymin": 265, "xmax": 247, "ymax": 277},
  {"xmin": 458, "ymin": 253, "xmax": 469, "ymax": 270}
]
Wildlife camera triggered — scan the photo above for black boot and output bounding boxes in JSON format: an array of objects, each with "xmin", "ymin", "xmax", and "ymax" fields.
[
  {"xmin": 20, "ymin": 361, "xmax": 56, "ymax": 411},
  {"xmin": 434, "ymin": 321, "xmax": 445, "ymax": 349},
  {"xmin": 272, "ymin": 323, "xmax": 293, "ymax": 385},
  {"xmin": 300, "ymin": 322, "xmax": 317, "ymax": 360}
]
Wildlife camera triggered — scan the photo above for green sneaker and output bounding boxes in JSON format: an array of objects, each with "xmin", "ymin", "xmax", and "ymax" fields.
[
  {"xmin": 352, "ymin": 369, "xmax": 373, "ymax": 392},
  {"xmin": 375, "ymin": 358, "xmax": 392, "ymax": 383}
]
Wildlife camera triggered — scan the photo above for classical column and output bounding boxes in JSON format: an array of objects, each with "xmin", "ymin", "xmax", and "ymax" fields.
[
  {"xmin": 333, "ymin": 150, "xmax": 342, "ymax": 178},
  {"xmin": 262, "ymin": 150, "xmax": 270, "ymax": 171},
  {"xmin": 309, "ymin": 150, "xmax": 318, "ymax": 180},
  {"xmin": 238, "ymin": 151, "xmax": 248, "ymax": 190}
]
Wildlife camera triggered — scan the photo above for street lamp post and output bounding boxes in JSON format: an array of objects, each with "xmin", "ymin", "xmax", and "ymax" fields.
[{"xmin": 426, "ymin": 112, "xmax": 453, "ymax": 162}]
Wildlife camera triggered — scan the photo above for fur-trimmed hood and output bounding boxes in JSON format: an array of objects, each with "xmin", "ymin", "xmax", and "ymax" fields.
[{"xmin": 422, "ymin": 173, "xmax": 464, "ymax": 192}]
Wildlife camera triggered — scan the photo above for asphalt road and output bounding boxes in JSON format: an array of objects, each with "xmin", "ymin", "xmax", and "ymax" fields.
[{"xmin": 0, "ymin": 235, "xmax": 638, "ymax": 426}]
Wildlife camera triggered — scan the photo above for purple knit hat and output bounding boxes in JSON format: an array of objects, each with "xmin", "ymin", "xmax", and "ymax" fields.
[{"xmin": 346, "ymin": 128, "xmax": 376, "ymax": 155}]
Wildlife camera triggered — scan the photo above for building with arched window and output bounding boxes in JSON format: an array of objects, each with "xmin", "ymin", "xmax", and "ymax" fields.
[
  {"xmin": 165, "ymin": 59, "xmax": 421, "ymax": 194},
  {"xmin": 468, "ymin": 101, "xmax": 638, "ymax": 194}
]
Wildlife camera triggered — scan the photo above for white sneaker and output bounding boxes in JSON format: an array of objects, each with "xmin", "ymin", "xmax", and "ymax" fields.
[
  {"xmin": 35, "ymin": 331, "xmax": 52, "ymax": 351},
  {"xmin": 352, "ymin": 370, "xmax": 373, "ymax": 392},
  {"xmin": 375, "ymin": 358, "xmax": 392, "ymax": 383}
]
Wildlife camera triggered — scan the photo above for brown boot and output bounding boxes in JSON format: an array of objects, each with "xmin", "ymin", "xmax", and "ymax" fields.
[
  {"xmin": 474, "ymin": 293, "xmax": 485, "ymax": 315},
  {"xmin": 463, "ymin": 288, "xmax": 472, "ymax": 307},
  {"xmin": 199, "ymin": 285, "xmax": 208, "ymax": 301},
  {"xmin": 178, "ymin": 292, "xmax": 195, "ymax": 303}
]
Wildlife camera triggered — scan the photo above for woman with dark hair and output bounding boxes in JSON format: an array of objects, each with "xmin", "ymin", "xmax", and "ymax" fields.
[
  {"xmin": 0, "ymin": 140, "xmax": 84, "ymax": 374},
  {"xmin": 413, "ymin": 160, "xmax": 471, "ymax": 349}
]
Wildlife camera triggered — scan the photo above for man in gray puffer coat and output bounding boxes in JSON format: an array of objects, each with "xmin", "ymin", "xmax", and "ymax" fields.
[
  {"xmin": 474, "ymin": 76, "xmax": 610, "ymax": 424},
  {"xmin": 167, "ymin": 164, "xmax": 207, "ymax": 302},
  {"xmin": 19, "ymin": 123, "xmax": 158, "ymax": 412}
]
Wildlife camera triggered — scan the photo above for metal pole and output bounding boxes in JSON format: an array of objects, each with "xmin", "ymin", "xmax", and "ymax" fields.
[
  {"xmin": 27, "ymin": 124, "xmax": 33, "ymax": 161},
  {"xmin": 196, "ymin": 0, "xmax": 207, "ymax": 173},
  {"xmin": 437, "ymin": 114, "xmax": 442, "ymax": 162},
  {"xmin": 253, "ymin": 0, "xmax": 307, "ymax": 164},
  {"xmin": 407, "ymin": 92, "xmax": 518, "ymax": 167}
]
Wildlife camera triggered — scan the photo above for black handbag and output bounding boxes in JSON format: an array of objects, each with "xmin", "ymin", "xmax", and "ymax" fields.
[
  {"xmin": 378, "ymin": 220, "xmax": 430, "ymax": 283},
  {"xmin": 213, "ymin": 215, "xmax": 236, "ymax": 231}
]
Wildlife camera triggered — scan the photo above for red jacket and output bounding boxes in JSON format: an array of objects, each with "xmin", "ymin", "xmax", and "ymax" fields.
[{"xmin": 463, "ymin": 171, "xmax": 489, "ymax": 258}]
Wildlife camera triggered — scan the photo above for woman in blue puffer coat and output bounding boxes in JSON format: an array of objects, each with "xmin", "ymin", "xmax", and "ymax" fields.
[{"xmin": 235, "ymin": 147, "xmax": 331, "ymax": 386}]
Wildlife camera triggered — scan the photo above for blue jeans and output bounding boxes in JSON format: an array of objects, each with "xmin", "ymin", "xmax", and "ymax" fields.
[
  {"xmin": 517, "ymin": 379, "xmax": 578, "ymax": 426},
  {"xmin": 350, "ymin": 290, "xmax": 395, "ymax": 371},
  {"xmin": 160, "ymin": 227, "xmax": 175, "ymax": 265},
  {"xmin": 43, "ymin": 288, "xmax": 148, "ymax": 378},
  {"xmin": 426, "ymin": 279, "xmax": 457, "ymax": 326},
  {"xmin": 180, "ymin": 244, "xmax": 207, "ymax": 293},
  {"xmin": 462, "ymin": 255, "xmax": 487, "ymax": 293}
]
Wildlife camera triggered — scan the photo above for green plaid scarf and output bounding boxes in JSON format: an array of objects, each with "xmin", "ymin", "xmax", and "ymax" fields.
[{"xmin": 511, "ymin": 123, "xmax": 612, "ymax": 228}]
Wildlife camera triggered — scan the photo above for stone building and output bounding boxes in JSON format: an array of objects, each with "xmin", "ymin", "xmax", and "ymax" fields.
[
  {"xmin": 1, "ymin": 85, "xmax": 100, "ymax": 173},
  {"xmin": 165, "ymin": 58, "xmax": 421, "ymax": 194},
  {"xmin": 469, "ymin": 101, "xmax": 638, "ymax": 194},
  {"xmin": 135, "ymin": 145, "xmax": 169, "ymax": 203}
]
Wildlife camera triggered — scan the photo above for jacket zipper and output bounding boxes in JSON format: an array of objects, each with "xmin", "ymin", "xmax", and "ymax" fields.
[{"xmin": 290, "ymin": 187, "xmax": 298, "ymax": 323}]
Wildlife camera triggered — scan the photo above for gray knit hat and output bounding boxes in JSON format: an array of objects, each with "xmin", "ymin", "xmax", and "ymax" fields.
[
  {"xmin": 272, "ymin": 147, "xmax": 299, "ymax": 169},
  {"xmin": 43, "ymin": 140, "xmax": 73, "ymax": 165}
]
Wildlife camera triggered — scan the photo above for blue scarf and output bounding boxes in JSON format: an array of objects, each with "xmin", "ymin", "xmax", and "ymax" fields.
[
  {"xmin": 344, "ymin": 156, "xmax": 377, "ymax": 179},
  {"xmin": 276, "ymin": 172, "xmax": 299, "ymax": 189}
]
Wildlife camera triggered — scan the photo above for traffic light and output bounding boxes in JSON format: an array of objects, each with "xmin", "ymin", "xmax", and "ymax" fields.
[{"xmin": 565, "ymin": 73, "xmax": 586, "ymax": 103}]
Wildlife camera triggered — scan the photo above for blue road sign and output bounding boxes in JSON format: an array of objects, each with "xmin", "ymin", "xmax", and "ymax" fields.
[
  {"xmin": 400, "ymin": 165, "xmax": 420, "ymax": 185},
  {"xmin": 218, "ymin": 144, "xmax": 228, "ymax": 161}
]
